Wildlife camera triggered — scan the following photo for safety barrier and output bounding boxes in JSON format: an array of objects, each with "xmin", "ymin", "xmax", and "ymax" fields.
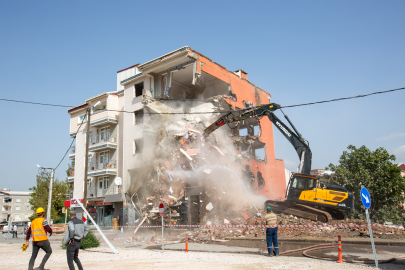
[
  {"xmin": 92, "ymin": 223, "xmax": 405, "ymax": 228},
  {"xmin": 337, "ymin": 235, "xmax": 343, "ymax": 263},
  {"xmin": 185, "ymin": 233, "xmax": 188, "ymax": 253}
]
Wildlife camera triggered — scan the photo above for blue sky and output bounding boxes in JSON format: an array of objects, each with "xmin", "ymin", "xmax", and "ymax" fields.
[{"xmin": 0, "ymin": 1, "xmax": 404, "ymax": 191}]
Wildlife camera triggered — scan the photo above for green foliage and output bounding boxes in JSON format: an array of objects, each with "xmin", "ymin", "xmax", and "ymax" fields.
[
  {"xmin": 327, "ymin": 145, "xmax": 405, "ymax": 223},
  {"xmin": 29, "ymin": 174, "xmax": 73, "ymax": 221},
  {"xmin": 80, "ymin": 230, "xmax": 100, "ymax": 249}
]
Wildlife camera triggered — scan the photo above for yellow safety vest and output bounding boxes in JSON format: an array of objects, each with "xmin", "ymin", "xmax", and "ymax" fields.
[{"xmin": 31, "ymin": 217, "xmax": 48, "ymax": 242}]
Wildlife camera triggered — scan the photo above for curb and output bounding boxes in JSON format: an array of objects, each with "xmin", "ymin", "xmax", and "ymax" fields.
[{"xmin": 224, "ymin": 237, "xmax": 405, "ymax": 247}]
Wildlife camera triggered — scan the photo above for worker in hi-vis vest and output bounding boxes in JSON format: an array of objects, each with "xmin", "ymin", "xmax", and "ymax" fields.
[{"xmin": 25, "ymin": 207, "xmax": 53, "ymax": 270}]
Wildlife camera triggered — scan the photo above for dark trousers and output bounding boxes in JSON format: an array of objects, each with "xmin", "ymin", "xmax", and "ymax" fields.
[
  {"xmin": 266, "ymin": 227, "xmax": 279, "ymax": 255},
  {"xmin": 28, "ymin": 240, "xmax": 52, "ymax": 270},
  {"xmin": 67, "ymin": 240, "xmax": 83, "ymax": 270}
]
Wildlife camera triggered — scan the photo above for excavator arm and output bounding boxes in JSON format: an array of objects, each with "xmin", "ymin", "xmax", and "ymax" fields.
[{"xmin": 203, "ymin": 103, "xmax": 312, "ymax": 174}]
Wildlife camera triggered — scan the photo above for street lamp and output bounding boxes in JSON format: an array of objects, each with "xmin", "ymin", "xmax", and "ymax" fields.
[{"xmin": 37, "ymin": 165, "xmax": 54, "ymax": 223}]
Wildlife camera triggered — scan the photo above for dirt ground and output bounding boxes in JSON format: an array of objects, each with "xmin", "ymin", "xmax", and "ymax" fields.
[{"xmin": 1, "ymin": 242, "xmax": 404, "ymax": 270}]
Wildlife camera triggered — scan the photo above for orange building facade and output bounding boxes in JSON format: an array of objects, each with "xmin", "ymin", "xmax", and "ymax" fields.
[{"xmin": 192, "ymin": 49, "xmax": 287, "ymax": 201}]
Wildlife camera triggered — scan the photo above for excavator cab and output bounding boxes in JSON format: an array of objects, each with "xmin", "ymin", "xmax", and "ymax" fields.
[
  {"xmin": 286, "ymin": 173, "xmax": 318, "ymax": 201},
  {"xmin": 286, "ymin": 172, "xmax": 354, "ymax": 218}
]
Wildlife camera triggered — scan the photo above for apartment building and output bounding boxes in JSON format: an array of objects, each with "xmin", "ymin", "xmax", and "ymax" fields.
[
  {"xmin": 68, "ymin": 47, "xmax": 286, "ymax": 226},
  {"xmin": 0, "ymin": 189, "xmax": 33, "ymax": 227}
]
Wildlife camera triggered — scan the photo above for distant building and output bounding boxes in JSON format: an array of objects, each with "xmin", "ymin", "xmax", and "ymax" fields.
[
  {"xmin": 0, "ymin": 190, "xmax": 33, "ymax": 227},
  {"xmin": 311, "ymin": 169, "xmax": 325, "ymax": 176},
  {"xmin": 397, "ymin": 163, "xmax": 405, "ymax": 177}
]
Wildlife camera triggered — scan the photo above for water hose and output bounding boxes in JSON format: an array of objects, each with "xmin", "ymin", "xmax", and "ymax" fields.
[{"xmin": 279, "ymin": 243, "xmax": 397, "ymax": 264}]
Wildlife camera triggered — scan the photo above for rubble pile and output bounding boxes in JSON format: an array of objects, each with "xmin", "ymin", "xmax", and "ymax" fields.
[{"xmin": 126, "ymin": 97, "xmax": 267, "ymax": 235}]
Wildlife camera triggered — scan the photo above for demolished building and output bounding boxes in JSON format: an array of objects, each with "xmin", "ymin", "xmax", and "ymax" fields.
[{"xmin": 67, "ymin": 47, "xmax": 286, "ymax": 227}]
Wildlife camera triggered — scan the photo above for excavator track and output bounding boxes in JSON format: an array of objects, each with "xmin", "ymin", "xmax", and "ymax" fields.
[{"xmin": 265, "ymin": 200, "xmax": 333, "ymax": 223}]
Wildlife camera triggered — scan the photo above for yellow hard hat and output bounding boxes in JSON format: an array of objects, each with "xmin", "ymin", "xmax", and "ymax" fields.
[{"xmin": 36, "ymin": 207, "xmax": 45, "ymax": 214}]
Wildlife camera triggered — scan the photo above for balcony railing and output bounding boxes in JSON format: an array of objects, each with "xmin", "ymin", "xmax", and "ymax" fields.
[
  {"xmin": 90, "ymin": 135, "xmax": 117, "ymax": 145},
  {"xmin": 86, "ymin": 184, "xmax": 121, "ymax": 198},
  {"xmin": 89, "ymin": 160, "xmax": 117, "ymax": 171},
  {"xmin": 105, "ymin": 184, "xmax": 121, "ymax": 196}
]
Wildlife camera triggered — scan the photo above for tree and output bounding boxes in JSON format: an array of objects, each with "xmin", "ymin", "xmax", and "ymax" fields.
[
  {"xmin": 327, "ymin": 145, "xmax": 405, "ymax": 223},
  {"xmin": 29, "ymin": 171, "xmax": 73, "ymax": 221}
]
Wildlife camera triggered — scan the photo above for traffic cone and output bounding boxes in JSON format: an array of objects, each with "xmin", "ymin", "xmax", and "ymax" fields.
[
  {"xmin": 185, "ymin": 234, "xmax": 188, "ymax": 253},
  {"xmin": 337, "ymin": 235, "xmax": 343, "ymax": 263}
]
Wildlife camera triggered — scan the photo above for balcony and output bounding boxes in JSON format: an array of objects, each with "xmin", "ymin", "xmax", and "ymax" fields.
[
  {"xmin": 69, "ymin": 153, "xmax": 75, "ymax": 160},
  {"xmin": 89, "ymin": 136, "xmax": 117, "ymax": 152},
  {"xmin": 89, "ymin": 110, "xmax": 118, "ymax": 127},
  {"xmin": 68, "ymin": 171, "xmax": 74, "ymax": 182},
  {"xmin": 88, "ymin": 160, "xmax": 117, "ymax": 177},
  {"xmin": 87, "ymin": 184, "xmax": 121, "ymax": 199}
]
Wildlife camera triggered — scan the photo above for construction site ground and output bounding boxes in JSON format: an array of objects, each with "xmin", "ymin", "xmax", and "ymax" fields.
[{"xmin": 2, "ymin": 230, "xmax": 404, "ymax": 269}]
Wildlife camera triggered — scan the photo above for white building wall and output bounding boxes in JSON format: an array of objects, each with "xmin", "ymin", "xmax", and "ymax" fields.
[
  {"xmin": 117, "ymin": 66, "xmax": 139, "ymax": 92},
  {"xmin": 73, "ymin": 124, "xmax": 87, "ymax": 199},
  {"xmin": 69, "ymin": 109, "xmax": 86, "ymax": 135},
  {"xmin": 123, "ymin": 79, "xmax": 145, "ymax": 192}
]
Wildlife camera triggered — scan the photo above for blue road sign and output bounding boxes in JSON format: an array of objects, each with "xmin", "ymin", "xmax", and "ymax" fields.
[{"xmin": 361, "ymin": 187, "xmax": 371, "ymax": 209}]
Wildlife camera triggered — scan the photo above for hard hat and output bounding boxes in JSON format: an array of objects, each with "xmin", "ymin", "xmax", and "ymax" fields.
[
  {"xmin": 36, "ymin": 207, "xmax": 45, "ymax": 214},
  {"xmin": 266, "ymin": 206, "xmax": 271, "ymax": 211}
]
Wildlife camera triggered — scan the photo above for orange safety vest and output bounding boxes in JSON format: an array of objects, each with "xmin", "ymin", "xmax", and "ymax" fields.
[{"xmin": 31, "ymin": 217, "xmax": 48, "ymax": 242}]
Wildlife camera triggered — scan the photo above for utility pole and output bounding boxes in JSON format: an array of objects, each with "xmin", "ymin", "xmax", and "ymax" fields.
[
  {"xmin": 46, "ymin": 168, "xmax": 54, "ymax": 223},
  {"xmin": 83, "ymin": 103, "xmax": 91, "ymax": 209}
]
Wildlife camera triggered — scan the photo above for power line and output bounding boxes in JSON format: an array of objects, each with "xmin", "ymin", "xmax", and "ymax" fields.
[
  {"xmin": 4, "ymin": 86, "xmax": 404, "ymax": 172},
  {"xmin": 281, "ymin": 87, "xmax": 405, "ymax": 108},
  {"xmin": 1, "ymin": 87, "xmax": 404, "ymax": 114},
  {"xmin": 0, "ymin": 98, "xmax": 71, "ymax": 108}
]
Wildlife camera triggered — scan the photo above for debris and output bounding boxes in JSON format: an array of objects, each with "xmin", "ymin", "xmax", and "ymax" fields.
[
  {"xmin": 180, "ymin": 148, "xmax": 193, "ymax": 160},
  {"xmin": 206, "ymin": 202, "xmax": 213, "ymax": 211}
]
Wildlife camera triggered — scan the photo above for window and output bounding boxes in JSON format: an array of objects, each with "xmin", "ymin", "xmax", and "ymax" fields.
[
  {"xmin": 15, "ymin": 214, "xmax": 20, "ymax": 219},
  {"xmin": 239, "ymin": 128, "xmax": 248, "ymax": 136},
  {"xmin": 15, "ymin": 206, "xmax": 20, "ymax": 211},
  {"xmin": 88, "ymin": 155, "xmax": 92, "ymax": 168},
  {"xmin": 253, "ymin": 125, "xmax": 260, "ymax": 136},
  {"xmin": 87, "ymin": 179, "xmax": 92, "ymax": 189},
  {"xmin": 25, "ymin": 214, "xmax": 29, "ymax": 219},
  {"xmin": 100, "ymin": 127, "xmax": 110, "ymax": 142},
  {"xmin": 99, "ymin": 151, "xmax": 109, "ymax": 165},
  {"xmin": 16, "ymin": 198, "xmax": 21, "ymax": 203},
  {"xmin": 134, "ymin": 82, "xmax": 144, "ymax": 97},
  {"xmin": 134, "ymin": 139, "xmax": 143, "ymax": 154},
  {"xmin": 3, "ymin": 198, "xmax": 12, "ymax": 203},
  {"xmin": 99, "ymin": 176, "xmax": 109, "ymax": 190},
  {"xmin": 254, "ymin": 147, "xmax": 266, "ymax": 161},
  {"xmin": 78, "ymin": 114, "xmax": 88, "ymax": 123},
  {"xmin": 26, "ymin": 206, "xmax": 30, "ymax": 211},
  {"xmin": 133, "ymin": 140, "xmax": 136, "ymax": 155},
  {"xmin": 134, "ymin": 110, "xmax": 143, "ymax": 125}
]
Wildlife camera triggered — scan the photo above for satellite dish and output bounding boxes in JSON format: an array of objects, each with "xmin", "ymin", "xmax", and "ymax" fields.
[{"xmin": 114, "ymin": 177, "xmax": 122, "ymax": 186}]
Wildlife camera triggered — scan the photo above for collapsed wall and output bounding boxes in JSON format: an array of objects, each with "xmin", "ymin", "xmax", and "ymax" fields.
[{"xmin": 124, "ymin": 96, "xmax": 267, "ymax": 226}]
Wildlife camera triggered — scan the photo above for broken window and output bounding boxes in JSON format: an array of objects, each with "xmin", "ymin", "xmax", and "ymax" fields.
[
  {"xmin": 134, "ymin": 110, "xmax": 143, "ymax": 125},
  {"xmin": 254, "ymin": 147, "xmax": 266, "ymax": 161},
  {"xmin": 239, "ymin": 128, "xmax": 248, "ymax": 137},
  {"xmin": 253, "ymin": 125, "xmax": 260, "ymax": 136},
  {"xmin": 134, "ymin": 139, "xmax": 143, "ymax": 154},
  {"xmin": 134, "ymin": 82, "xmax": 144, "ymax": 97}
]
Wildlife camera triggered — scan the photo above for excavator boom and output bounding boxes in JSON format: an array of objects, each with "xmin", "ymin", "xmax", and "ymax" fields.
[
  {"xmin": 204, "ymin": 103, "xmax": 312, "ymax": 174},
  {"xmin": 204, "ymin": 103, "xmax": 353, "ymax": 222}
]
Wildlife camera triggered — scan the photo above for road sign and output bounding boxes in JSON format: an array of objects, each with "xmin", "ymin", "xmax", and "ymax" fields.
[
  {"xmin": 159, "ymin": 203, "xmax": 164, "ymax": 217},
  {"xmin": 360, "ymin": 187, "xmax": 371, "ymax": 209}
]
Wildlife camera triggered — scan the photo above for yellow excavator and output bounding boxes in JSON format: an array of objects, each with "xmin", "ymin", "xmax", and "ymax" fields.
[{"xmin": 203, "ymin": 103, "xmax": 354, "ymax": 222}]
